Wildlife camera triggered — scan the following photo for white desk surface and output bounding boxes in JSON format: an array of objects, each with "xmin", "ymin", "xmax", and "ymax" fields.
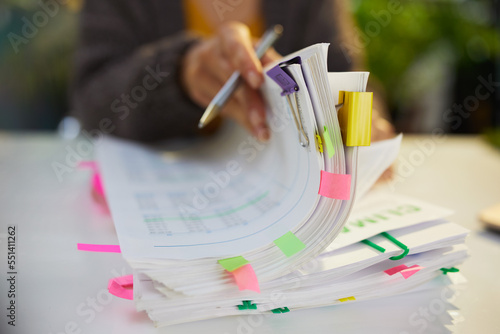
[{"xmin": 0, "ymin": 133, "xmax": 499, "ymax": 334}]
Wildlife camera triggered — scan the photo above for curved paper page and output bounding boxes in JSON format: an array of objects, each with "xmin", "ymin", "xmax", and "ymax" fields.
[{"xmin": 97, "ymin": 106, "xmax": 322, "ymax": 260}]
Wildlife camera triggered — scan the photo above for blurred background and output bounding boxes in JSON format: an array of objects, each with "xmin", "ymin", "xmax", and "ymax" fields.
[{"xmin": 0, "ymin": 0, "xmax": 499, "ymax": 140}]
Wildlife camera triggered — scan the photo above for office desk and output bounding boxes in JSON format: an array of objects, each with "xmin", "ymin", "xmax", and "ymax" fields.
[{"xmin": 0, "ymin": 134, "xmax": 499, "ymax": 334}]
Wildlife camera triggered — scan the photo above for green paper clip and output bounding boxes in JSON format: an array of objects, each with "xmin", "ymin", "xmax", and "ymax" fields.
[
  {"xmin": 381, "ymin": 232, "xmax": 410, "ymax": 260},
  {"xmin": 361, "ymin": 232, "xmax": 409, "ymax": 260},
  {"xmin": 361, "ymin": 239, "xmax": 386, "ymax": 253},
  {"xmin": 271, "ymin": 307, "xmax": 290, "ymax": 314},
  {"xmin": 237, "ymin": 300, "xmax": 257, "ymax": 310},
  {"xmin": 440, "ymin": 267, "xmax": 459, "ymax": 275}
]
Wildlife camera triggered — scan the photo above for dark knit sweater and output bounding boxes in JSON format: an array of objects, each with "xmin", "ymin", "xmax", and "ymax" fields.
[{"xmin": 70, "ymin": 0, "xmax": 356, "ymax": 142}]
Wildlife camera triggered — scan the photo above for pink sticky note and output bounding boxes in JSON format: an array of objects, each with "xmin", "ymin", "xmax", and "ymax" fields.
[
  {"xmin": 384, "ymin": 264, "xmax": 409, "ymax": 276},
  {"xmin": 108, "ymin": 275, "xmax": 133, "ymax": 300},
  {"xmin": 384, "ymin": 264, "xmax": 423, "ymax": 279},
  {"xmin": 92, "ymin": 172, "xmax": 105, "ymax": 196},
  {"xmin": 78, "ymin": 161, "xmax": 98, "ymax": 172},
  {"xmin": 77, "ymin": 243, "xmax": 121, "ymax": 253},
  {"xmin": 107, "ymin": 275, "xmax": 133, "ymax": 289},
  {"xmin": 231, "ymin": 264, "xmax": 260, "ymax": 293},
  {"xmin": 400, "ymin": 265, "xmax": 423, "ymax": 279},
  {"xmin": 78, "ymin": 161, "xmax": 106, "ymax": 196},
  {"xmin": 115, "ymin": 274, "xmax": 133, "ymax": 286},
  {"xmin": 318, "ymin": 171, "xmax": 351, "ymax": 200}
]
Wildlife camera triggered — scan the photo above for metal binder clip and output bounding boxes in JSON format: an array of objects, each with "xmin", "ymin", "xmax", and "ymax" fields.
[
  {"xmin": 285, "ymin": 92, "xmax": 309, "ymax": 148},
  {"xmin": 266, "ymin": 61, "xmax": 309, "ymax": 148}
]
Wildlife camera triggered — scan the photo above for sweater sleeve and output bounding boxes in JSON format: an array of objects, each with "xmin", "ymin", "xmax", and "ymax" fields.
[{"xmin": 70, "ymin": 0, "xmax": 204, "ymax": 142}]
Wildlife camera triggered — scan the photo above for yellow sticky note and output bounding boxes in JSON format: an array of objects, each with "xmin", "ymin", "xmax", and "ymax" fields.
[
  {"xmin": 315, "ymin": 134, "xmax": 323, "ymax": 153},
  {"xmin": 339, "ymin": 296, "xmax": 356, "ymax": 302},
  {"xmin": 338, "ymin": 91, "xmax": 372, "ymax": 146}
]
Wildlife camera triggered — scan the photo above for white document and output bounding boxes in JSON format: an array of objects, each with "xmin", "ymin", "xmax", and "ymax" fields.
[
  {"xmin": 96, "ymin": 44, "xmax": 374, "ymax": 261},
  {"xmin": 97, "ymin": 117, "xmax": 321, "ymax": 260},
  {"xmin": 91, "ymin": 43, "xmax": 469, "ymax": 329},
  {"xmin": 327, "ymin": 191, "xmax": 454, "ymax": 251}
]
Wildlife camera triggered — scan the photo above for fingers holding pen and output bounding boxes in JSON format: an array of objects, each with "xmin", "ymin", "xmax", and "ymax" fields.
[
  {"xmin": 192, "ymin": 68, "xmax": 269, "ymax": 142},
  {"xmin": 243, "ymin": 86, "xmax": 269, "ymax": 142},
  {"xmin": 181, "ymin": 22, "xmax": 277, "ymax": 141},
  {"xmin": 218, "ymin": 22, "xmax": 263, "ymax": 89},
  {"xmin": 220, "ymin": 83, "xmax": 269, "ymax": 142},
  {"xmin": 260, "ymin": 47, "xmax": 282, "ymax": 66}
]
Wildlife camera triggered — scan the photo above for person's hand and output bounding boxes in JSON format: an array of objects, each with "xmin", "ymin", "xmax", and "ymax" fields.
[
  {"xmin": 371, "ymin": 113, "xmax": 395, "ymax": 142},
  {"xmin": 181, "ymin": 22, "xmax": 281, "ymax": 142},
  {"xmin": 372, "ymin": 107, "xmax": 396, "ymax": 182}
]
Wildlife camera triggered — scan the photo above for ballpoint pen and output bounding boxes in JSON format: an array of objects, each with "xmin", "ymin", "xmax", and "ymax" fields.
[{"xmin": 198, "ymin": 24, "xmax": 284, "ymax": 129}]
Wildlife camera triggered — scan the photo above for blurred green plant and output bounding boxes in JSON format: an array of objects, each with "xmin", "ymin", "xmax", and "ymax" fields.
[
  {"xmin": 0, "ymin": 0, "xmax": 80, "ymax": 129},
  {"xmin": 351, "ymin": 0, "xmax": 500, "ymax": 130},
  {"xmin": 485, "ymin": 128, "xmax": 500, "ymax": 148},
  {"xmin": 1, "ymin": 0, "xmax": 499, "ymax": 132}
]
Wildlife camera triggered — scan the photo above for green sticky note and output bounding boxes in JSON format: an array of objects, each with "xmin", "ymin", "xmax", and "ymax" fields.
[
  {"xmin": 218, "ymin": 256, "xmax": 248, "ymax": 272},
  {"xmin": 273, "ymin": 232, "xmax": 306, "ymax": 257},
  {"xmin": 323, "ymin": 126, "xmax": 335, "ymax": 158}
]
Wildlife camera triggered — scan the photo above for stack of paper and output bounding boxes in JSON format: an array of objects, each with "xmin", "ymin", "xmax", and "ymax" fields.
[
  {"xmin": 96, "ymin": 130, "xmax": 468, "ymax": 327},
  {"xmin": 128, "ymin": 191, "xmax": 468, "ymax": 326},
  {"xmin": 92, "ymin": 44, "xmax": 468, "ymax": 328}
]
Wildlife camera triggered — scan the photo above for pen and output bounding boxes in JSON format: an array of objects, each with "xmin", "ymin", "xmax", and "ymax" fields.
[{"xmin": 198, "ymin": 24, "xmax": 284, "ymax": 129}]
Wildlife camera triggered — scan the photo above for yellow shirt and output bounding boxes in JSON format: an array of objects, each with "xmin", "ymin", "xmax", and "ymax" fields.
[{"xmin": 183, "ymin": 0, "xmax": 265, "ymax": 38}]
